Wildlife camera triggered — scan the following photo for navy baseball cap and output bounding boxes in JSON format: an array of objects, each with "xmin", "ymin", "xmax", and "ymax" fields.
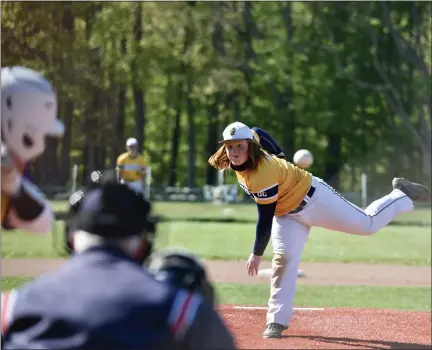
[{"xmin": 70, "ymin": 180, "xmax": 155, "ymax": 238}]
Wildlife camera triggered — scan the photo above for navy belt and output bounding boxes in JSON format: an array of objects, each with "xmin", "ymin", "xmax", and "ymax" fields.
[{"xmin": 288, "ymin": 186, "xmax": 316, "ymax": 214}]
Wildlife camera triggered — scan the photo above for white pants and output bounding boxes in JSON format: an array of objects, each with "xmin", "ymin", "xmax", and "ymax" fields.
[
  {"xmin": 122, "ymin": 180, "xmax": 143, "ymax": 194},
  {"xmin": 267, "ymin": 176, "xmax": 414, "ymax": 326}
]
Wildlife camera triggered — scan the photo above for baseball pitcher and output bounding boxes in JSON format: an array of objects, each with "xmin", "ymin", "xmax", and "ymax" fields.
[{"xmin": 208, "ymin": 121, "xmax": 430, "ymax": 339}]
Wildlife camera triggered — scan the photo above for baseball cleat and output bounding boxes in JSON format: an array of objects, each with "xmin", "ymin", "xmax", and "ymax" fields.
[
  {"xmin": 392, "ymin": 178, "xmax": 431, "ymax": 202},
  {"xmin": 263, "ymin": 323, "xmax": 286, "ymax": 339}
]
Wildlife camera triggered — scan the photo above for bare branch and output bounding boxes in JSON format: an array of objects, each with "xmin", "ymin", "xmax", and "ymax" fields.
[
  {"xmin": 368, "ymin": 26, "xmax": 410, "ymax": 119},
  {"xmin": 368, "ymin": 24, "xmax": 429, "ymax": 146},
  {"xmin": 411, "ymin": 2, "xmax": 422, "ymax": 50},
  {"xmin": 318, "ymin": 10, "xmax": 385, "ymax": 92},
  {"xmin": 380, "ymin": 1, "xmax": 430, "ymax": 78},
  {"xmin": 317, "ymin": 4, "xmax": 431, "ymax": 175}
]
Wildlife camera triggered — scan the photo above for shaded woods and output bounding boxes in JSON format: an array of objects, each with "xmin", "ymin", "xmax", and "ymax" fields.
[{"xmin": 2, "ymin": 1, "xmax": 430, "ymax": 194}]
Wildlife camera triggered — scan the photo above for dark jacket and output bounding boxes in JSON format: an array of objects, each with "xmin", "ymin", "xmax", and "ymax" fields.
[{"xmin": 1, "ymin": 246, "xmax": 236, "ymax": 350}]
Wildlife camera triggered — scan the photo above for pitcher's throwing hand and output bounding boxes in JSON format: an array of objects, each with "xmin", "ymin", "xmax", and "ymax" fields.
[{"xmin": 247, "ymin": 253, "xmax": 262, "ymax": 276}]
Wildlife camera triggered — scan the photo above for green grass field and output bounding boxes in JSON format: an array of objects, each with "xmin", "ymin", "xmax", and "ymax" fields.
[
  {"xmin": 2, "ymin": 277, "xmax": 430, "ymax": 311},
  {"xmin": 2, "ymin": 202, "xmax": 430, "ymax": 311},
  {"xmin": 51, "ymin": 200, "xmax": 432, "ymax": 224},
  {"xmin": 2, "ymin": 210, "xmax": 431, "ymax": 265}
]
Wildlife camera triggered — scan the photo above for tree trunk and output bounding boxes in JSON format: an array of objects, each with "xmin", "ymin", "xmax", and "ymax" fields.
[
  {"xmin": 230, "ymin": 92, "xmax": 241, "ymax": 121},
  {"xmin": 111, "ymin": 37, "xmax": 127, "ymax": 166},
  {"xmin": 240, "ymin": 2, "xmax": 257, "ymax": 107},
  {"xmin": 59, "ymin": 4, "xmax": 74, "ymax": 185},
  {"xmin": 242, "ymin": 2, "xmax": 256, "ymax": 86},
  {"xmin": 159, "ymin": 74, "xmax": 174, "ymax": 184},
  {"xmin": 186, "ymin": 76, "xmax": 196, "ymax": 188},
  {"xmin": 59, "ymin": 100, "xmax": 74, "ymax": 184},
  {"xmin": 205, "ymin": 3, "xmax": 226, "ymax": 186},
  {"xmin": 324, "ymin": 128, "xmax": 341, "ymax": 189},
  {"xmin": 279, "ymin": 2, "xmax": 295, "ymax": 159},
  {"xmin": 184, "ymin": 3, "xmax": 196, "ymax": 188},
  {"xmin": 133, "ymin": 88, "xmax": 145, "ymax": 153},
  {"xmin": 132, "ymin": 4, "xmax": 145, "ymax": 153},
  {"xmin": 205, "ymin": 96, "xmax": 220, "ymax": 186},
  {"xmin": 82, "ymin": 5, "xmax": 101, "ymax": 185},
  {"xmin": 169, "ymin": 83, "xmax": 182, "ymax": 187}
]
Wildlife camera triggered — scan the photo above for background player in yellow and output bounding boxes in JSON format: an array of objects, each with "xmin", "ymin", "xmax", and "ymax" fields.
[
  {"xmin": 1, "ymin": 67, "xmax": 64, "ymax": 234},
  {"xmin": 208, "ymin": 121, "xmax": 430, "ymax": 339},
  {"xmin": 116, "ymin": 138, "xmax": 146, "ymax": 195}
]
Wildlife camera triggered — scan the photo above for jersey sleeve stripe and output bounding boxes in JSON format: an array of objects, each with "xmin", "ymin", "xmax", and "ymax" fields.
[
  {"xmin": 175, "ymin": 294, "xmax": 202, "ymax": 339},
  {"xmin": 1, "ymin": 290, "xmax": 17, "ymax": 334},
  {"xmin": 255, "ymin": 183, "xmax": 278, "ymax": 193},
  {"xmin": 168, "ymin": 290, "xmax": 187, "ymax": 326},
  {"xmin": 168, "ymin": 290, "xmax": 202, "ymax": 339},
  {"xmin": 172, "ymin": 292, "xmax": 192, "ymax": 334},
  {"xmin": 1, "ymin": 292, "xmax": 9, "ymax": 334},
  {"xmin": 258, "ymin": 135, "xmax": 278, "ymax": 153}
]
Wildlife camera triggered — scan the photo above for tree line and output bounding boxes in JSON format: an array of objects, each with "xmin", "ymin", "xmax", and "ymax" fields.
[{"xmin": 2, "ymin": 1, "xmax": 430, "ymax": 195}]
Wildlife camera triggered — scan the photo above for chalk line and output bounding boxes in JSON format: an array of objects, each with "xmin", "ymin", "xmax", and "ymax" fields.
[{"xmin": 233, "ymin": 306, "xmax": 325, "ymax": 311}]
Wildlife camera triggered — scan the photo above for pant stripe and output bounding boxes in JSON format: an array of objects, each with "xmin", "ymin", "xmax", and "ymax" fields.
[{"xmin": 320, "ymin": 182, "xmax": 409, "ymax": 218}]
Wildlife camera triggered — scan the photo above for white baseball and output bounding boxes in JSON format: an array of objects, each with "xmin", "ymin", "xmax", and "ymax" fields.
[{"xmin": 293, "ymin": 149, "xmax": 313, "ymax": 169}]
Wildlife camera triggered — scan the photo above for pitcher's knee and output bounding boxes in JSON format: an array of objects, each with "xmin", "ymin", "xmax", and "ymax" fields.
[
  {"xmin": 345, "ymin": 216, "xmax": 377, "ymax": 235},
  {"xmin": 271, "ymin": 254, "xmax": 287, "ymax": 289}
]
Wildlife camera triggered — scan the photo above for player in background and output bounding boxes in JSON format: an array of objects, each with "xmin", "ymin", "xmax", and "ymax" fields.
[
  {"xmin": 1, "ymin": 66, "xmax": 64, "ymax": 234},
  {"xmin": 116, "ymin": 137, "xmax": 147, "ymax": 196},
  {"xmin": 208, "ymin": 121, "xmax": 431, "ymax": 339}
]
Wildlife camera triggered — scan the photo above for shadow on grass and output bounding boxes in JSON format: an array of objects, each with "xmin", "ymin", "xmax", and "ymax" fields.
[{"xmin": 285, "ymin": 335, "xmax": 431, "ymax": 349}]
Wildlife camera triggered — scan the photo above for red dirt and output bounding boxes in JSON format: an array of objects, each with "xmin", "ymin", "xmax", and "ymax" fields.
[
  {"xmin": 2, "ymin": 259, "xmax": 431, "ymax": 349},
  {"xmin": 219, "ymin": 305, "xmax": 432, "ymax": 349}
]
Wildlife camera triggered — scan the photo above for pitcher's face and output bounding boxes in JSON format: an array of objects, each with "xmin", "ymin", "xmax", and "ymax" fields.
[{"xmin": 225, "ymin": 140, "xmax": 248, "ymax": 166}]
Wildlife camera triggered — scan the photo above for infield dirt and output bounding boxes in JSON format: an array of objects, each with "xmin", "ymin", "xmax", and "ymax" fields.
[
  {"xmin": 2, "ymin": 258, "xmax": 431, "ymax": 287},
  {"xmin": 2, "ymin": 258, "xmax": 431, "ymax": 349}
]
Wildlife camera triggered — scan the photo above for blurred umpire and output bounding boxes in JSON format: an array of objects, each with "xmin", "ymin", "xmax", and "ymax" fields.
[{"xmin": 1, "ymin": 171, "xmax": 236, "ymax": 350}]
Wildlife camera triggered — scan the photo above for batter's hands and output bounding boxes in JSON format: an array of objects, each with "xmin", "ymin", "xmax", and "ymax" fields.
[
  {"xmin": 246, "ymin": 253, "xmax": 262, "ymax": 276},
  {"xmin": 1, "ymin": 145, "xmax": 23, "ymax": 195}
]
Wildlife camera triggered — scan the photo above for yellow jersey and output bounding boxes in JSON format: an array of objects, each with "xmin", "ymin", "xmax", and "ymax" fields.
[
  {"xmin": 116, "ymin": 152, "xmax": 146, "ymax": 182},
  {"xmin": 235, "ymin": 153, "xmax": 312, "ymax": 216}
]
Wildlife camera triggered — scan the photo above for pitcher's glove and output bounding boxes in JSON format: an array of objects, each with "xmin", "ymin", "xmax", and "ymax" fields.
[{"xmin": 149, "ymin": 249, "xmax": 216, "ymax": 306}]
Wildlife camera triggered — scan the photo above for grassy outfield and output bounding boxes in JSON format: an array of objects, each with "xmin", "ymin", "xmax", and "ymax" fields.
[
  {"xmin": 2, "ymin": 219, "xmax": 431, "ymax": 265},
  {"xmin": 51, "ymin": 200, "xmax": 432, "ymax": 225},
  {"xmin": 2, "ymin": 277, "xmax": 430, "ymax": 311},
  {"xmin": 2, "ymin": 221, "xmax": 66, "ymax": 258},
  {"xmin": 214, "ymin": 283, "xmax": 432, "ymax": 311},
  {"xmin": 159, "ymin": 221, "xmax": 431, "ymax": 265}
]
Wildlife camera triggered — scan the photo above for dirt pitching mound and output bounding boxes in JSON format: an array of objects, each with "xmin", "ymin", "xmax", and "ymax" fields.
[{"xmin": 219, "ymin": 305, "xmax": 431, "ymax": 349}]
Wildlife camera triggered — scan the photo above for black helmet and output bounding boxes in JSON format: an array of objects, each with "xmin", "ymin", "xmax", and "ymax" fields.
[
  {"xmin": 65, "ymin": 170, "xmax": 156, "ymax": 258},
  {"xmin": 149, "ymin": 249, "xmax": 216, "ymax": 306}
]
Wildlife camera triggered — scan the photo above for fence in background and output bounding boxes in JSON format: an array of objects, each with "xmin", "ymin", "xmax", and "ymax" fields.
[{"xmin": 42, "ymin": 165, "xmax": 431, "ymax": 209}]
